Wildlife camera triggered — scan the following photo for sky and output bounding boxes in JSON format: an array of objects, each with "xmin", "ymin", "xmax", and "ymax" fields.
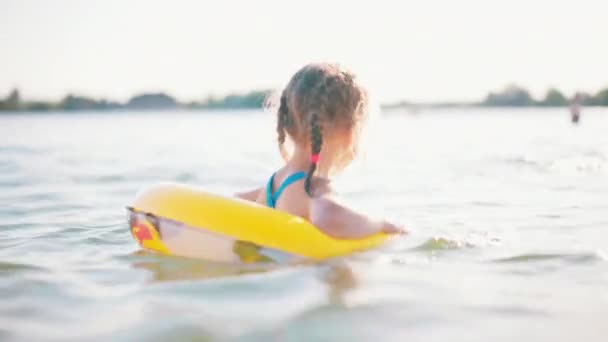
[{"xmin": 1, "ymin": 0, "xmax": 607, "ymax": 103}]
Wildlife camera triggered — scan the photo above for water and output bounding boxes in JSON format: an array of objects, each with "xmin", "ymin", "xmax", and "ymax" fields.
[{"xmin": 0, "ymin": 108, "xmax": 607, "ymax": 341}]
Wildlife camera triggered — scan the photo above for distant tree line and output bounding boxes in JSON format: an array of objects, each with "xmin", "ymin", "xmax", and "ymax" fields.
[
  {"xmin": 0, "ymin": 89, "xmax": 273, "ymax": 112},
  {"xmin": 192, "ymin": 90, "xmax": 269, "ymax": 109},
  {"xmin": 481, "ymin": 84, "xmax": 608, "ymax": 107},
  {"xmin": 2, "ymin": 85, "xmax": 608, "ymax": 112}
]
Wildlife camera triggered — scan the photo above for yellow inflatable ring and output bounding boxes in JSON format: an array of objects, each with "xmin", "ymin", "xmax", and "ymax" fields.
[{"xmin": 127, "ymin": 183, "xmax": 388, "ymax": 262}]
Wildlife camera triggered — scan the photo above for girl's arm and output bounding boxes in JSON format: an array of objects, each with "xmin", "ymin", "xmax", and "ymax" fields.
[
  {"xmin": 310, "ymin": 197, "xmax": 407, "ymax": 239},
  {"xmin": 235, "ymin": 188, "xmax": 262, "ymax": 202}
]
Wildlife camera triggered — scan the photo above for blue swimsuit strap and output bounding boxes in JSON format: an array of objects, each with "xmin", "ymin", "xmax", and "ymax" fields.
[{"xmin": 266, "ymin": 171, "xmax": 307, "ymax": 208}]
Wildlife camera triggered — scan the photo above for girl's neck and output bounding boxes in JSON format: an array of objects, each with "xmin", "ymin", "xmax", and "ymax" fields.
[{"xmin": 286, "ymin": 145, "xmax": 331, "ymax": 179}]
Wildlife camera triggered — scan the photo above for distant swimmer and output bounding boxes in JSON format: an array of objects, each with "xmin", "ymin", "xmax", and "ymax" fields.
[{"xmin": 570, "ymin": 93, "xmax": 582, "ymax": 124}]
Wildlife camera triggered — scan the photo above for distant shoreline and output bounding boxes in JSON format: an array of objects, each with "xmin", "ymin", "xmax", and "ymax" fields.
[
  {"xmin": 1, "ymin": 84, "xmax": 607, "ymax": 112},
  {"xmin": 3, "ymin": 106, "xmax": 607, "ymax": 117}
]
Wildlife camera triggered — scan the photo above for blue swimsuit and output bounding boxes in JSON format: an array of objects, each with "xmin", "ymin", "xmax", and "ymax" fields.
[
  {"xmin": 258, "ymin": 171, "xmax": 308, "ymax": 263},
  {"xmin": 266, "ymin": 172, "xmax": 306, "ymax": 208}
]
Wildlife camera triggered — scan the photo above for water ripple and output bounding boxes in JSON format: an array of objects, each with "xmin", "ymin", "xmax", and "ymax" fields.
[
  {"xmin": 410, "ymin": 237, "xmax": 477, "ymax": 251},
  {"xmin": 2, "ymin": 111, "xmax": 608, "ymax": 341},
  {"xmin": 491, "ymin": 252, "xmax": 605, "ymax": 264}
]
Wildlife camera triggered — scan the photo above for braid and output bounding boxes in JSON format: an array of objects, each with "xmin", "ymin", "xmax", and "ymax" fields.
[
  {"xmin": 277, "ymin": 92, "xmax": 289, "ymax": 160},
  {"xmin": 305, "ymin": 112, "xmax": 323, "ymax": 197}
]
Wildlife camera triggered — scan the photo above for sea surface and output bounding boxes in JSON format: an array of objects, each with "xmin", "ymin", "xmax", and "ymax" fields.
[{"xmin": 0, "ymin": 108, "xmax": 607, "ymax": 341}]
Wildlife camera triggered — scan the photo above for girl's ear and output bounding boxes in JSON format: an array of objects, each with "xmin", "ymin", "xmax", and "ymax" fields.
[
  {"xmin": 342, "ymin": 129, "xmax": 356, "ymax": 153},
  {"xmin": 333, "ymin": 129, "xmax": 357, "ymax": 172}
]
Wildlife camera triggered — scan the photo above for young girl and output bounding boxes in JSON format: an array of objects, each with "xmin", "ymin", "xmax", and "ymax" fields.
[{"xmin": 237, "ymin": 63, "xmax": 405, "ymax": 238}]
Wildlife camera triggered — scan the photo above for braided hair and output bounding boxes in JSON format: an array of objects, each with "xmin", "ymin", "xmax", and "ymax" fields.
[
  {"xmin": 274, "ymin": 63, "xmax": 368, "ymax": 198},
  {"xmin": 304, "ymin": 112, "xmax": 323, "ymax": 196}
]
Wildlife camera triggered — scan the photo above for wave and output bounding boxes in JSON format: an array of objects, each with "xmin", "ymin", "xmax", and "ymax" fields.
[
  {"xmin": 0, "ymin": 145, "xmax": 47, "ymax": 155},
  {"xmin": 490, "ymin": 251, "xmax": 605, "ymax": 264},
  {"xmin": 0, "ymin": 261, "xmax": 45, "ymax": 273},
  {"xmin": 410, "ymin": 237, "xmax": 477, "ymax": 251},
  {"xmin": 501, "ymin": 152, "xmax": 607, "ymax": 174}
]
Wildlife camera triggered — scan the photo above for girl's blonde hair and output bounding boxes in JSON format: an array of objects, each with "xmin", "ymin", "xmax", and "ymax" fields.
[{"xmin": 273, "ymin": 63, "xmax": 369, "ymax": 196}]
